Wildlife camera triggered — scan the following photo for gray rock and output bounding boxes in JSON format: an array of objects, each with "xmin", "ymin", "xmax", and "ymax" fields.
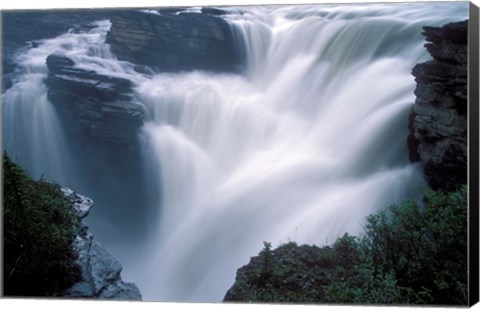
[
  {"xmin": 62, "ymin": 188, "xmax": 142, "ymax": 300},
  {"xmin": 105, "ymin": 9, "xmax": 240, "ymax": 72},
  {"xmin": 408, "ymin": 20, "xmax": 468, "ymax": 191},
  {"xmin": 65, "ymin": 230, "xmax": 95, "ymax": 298},
  {"xmin": 46, "ymin": 54, "xmax": 145, "ymax": 145},
  {"xmin": 90, "ymin": 240, "xmax": 142, "ymax": 300},
  {"xmin": 61, "ymin": 187, "xmax": 93, "ymax": 219}
]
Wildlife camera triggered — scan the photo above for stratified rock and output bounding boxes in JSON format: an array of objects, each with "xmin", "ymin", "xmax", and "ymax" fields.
[
  {"xmin": 62, "ymin": 188, "xmax": 142, "ymax": 300},
  {"xmin": 201, "ymin": 7, "xmax": 228, "ymax": 16},
  {"xmin": 46, "ymin": 54, "xmax": 145, "ymax": 145},
  {"xmin": 408, "ymin": 20, "xmax": 468, "ymax": 191},
  {"xmin": 106, "ymin": 9, "xmax": 239, "ymax": 72}
]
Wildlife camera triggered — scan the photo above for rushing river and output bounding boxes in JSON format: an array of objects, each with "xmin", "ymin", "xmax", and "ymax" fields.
[{"xmin": 2, "ymin": 2, "xmax": 469, "ymax": 302}]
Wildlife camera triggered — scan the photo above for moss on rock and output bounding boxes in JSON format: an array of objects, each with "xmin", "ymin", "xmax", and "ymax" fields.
[{"xmin": 3, "ymin": 153, "xmax": 81, "ymax": 297}]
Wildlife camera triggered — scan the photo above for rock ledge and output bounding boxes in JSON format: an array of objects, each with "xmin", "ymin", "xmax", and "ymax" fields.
[
  {"xmin": 46, "ymin": 54, "xmax": 145, "ymax": 145},
  {"xmin": 62, "ymin": 188, "xmax": 142, "ymax": 300}
]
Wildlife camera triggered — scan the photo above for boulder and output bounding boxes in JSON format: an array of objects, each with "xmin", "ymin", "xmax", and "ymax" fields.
[
  {"xmin": 105, "ymin": 9, "xmax": 240, "ymax": 72},
  {"xmin": 46, "ymin": 54, "xmax": 145, "ymax": 145},
  {"xmin": 408, "ymin": 20, "xmax": 468, "ymax": 191},
  {"xmin": 61, "ymin": 187, "xmax": 93, "ymax": 219},
  {"xmin": 62, "ymin": 188, "xmax": 142, "ymax": 300}
]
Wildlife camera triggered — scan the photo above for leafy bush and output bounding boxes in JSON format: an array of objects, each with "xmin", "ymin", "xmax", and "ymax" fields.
[
  {"xmin": 224, "ymin": 187, "xmax": 468, "ymax": 305},
  {"xmin": 363, "ymin": 187, "xmax": 468, "ymax": 304},
  {"xmin": 224, "ymin": 241, "xmax": 337, "ymax": 303},
  {"xmin": 3, "ymin": 153, "xmax": 81, "ymax": 296}
]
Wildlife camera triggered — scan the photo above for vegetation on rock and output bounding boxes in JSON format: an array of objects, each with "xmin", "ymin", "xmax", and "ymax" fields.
[
  {"xmin": 3, "ymin": 153, "xmax": 81, "ymax": 296},
  {"xmin": 224, "ymin": 187, "xmax": 468, "ymax": 305}
]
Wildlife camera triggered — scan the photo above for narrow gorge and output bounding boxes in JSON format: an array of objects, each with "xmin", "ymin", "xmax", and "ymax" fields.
[{"xmin": 1, "ymin": 2, "xmax": 471, "ymax": 303}]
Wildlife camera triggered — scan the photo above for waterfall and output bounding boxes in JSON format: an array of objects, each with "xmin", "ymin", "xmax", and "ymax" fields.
[
  {"xmin": 2, "ymin": 2, "xmax": 468, "ymax": 303},
  {"xmin": 2, "ymin": 20, "xmax": 138, "ymax": 184},
  {"xmin": 2, "ymin": 20, "xmax": 150, "ymax": 251},
  {"xmin": 133, "ymin": 3, "xmax": 468, "ymax": 301}
]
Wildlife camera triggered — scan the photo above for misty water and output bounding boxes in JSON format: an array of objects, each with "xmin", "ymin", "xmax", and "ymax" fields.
[{"xmin": 2, "ymin": 2, "xmax": 468, "ymax": 302}]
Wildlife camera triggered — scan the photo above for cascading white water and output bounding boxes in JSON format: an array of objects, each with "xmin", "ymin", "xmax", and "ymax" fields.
[
  {"xmin": 2, "ymin": 20, "xmax": 141, "ymax": 184},
  {"xmin": 2, "ymin": 2, "xmax": 468, "ymax": 303},
  {"xmin": 2, "ymin": 20, "xmax": 150, "ymax": 258},
  {"xmin": 132, "ymin": 3, "xmax": 468, "ymax": 301}
]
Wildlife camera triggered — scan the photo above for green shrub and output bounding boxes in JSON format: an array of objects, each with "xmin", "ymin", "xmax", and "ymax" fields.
[
  {"xmin": 3, "ymin": 153, "xmax": 81, "ymax": 296},
  {"xmin": 225, "ymin": 187, "xmax": 468, "ymax": 305},
  {"xmin": 363, "ymin": 187, "xmax": 468, "ymax": 304}
]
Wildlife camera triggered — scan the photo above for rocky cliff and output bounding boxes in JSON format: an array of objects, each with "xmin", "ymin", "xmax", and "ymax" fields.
[
  {"xmin": 61, "ymin": 187, "xmax": 142, "ymax": 300},
  {"xmin": 46, "ymin": 54, "xmax": 145, "ymax": 145},
  {"xmin": 105, "ymin": 9, "xmax": 240, "ymax": 72},
  {"xmin": 408, "ymin": 20, "xmax": 468, "ymax": 191}
]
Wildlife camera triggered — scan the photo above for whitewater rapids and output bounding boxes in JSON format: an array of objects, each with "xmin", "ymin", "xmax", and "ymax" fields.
[{"xmin": 2, "ymin": 2, "xmax": 469, "ymax": 302}]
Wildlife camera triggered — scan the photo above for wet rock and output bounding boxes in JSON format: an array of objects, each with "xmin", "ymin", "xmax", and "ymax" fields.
[
  {"xmin": 106, "ymin": 9, "xmax": 240, "ymax": 72},
  {"xmin": 62, "ymin": 188, "xmax": 142, "ymax": 300},
  {"xmin": 408, "ymin": 20, "xmax": 468, "ymax": 191},
  {"xmin": 46, "ymin": 54, "xmax": 145, "ymax": 145},
  {"xmin": 201, "ymin": 7, "xmax": 228, "ymax": 16}
]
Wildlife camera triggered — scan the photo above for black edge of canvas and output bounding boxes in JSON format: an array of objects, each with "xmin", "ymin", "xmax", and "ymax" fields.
[{"xmin": 469, "ymin": 1, "xmax": 480, "ymax": 307}]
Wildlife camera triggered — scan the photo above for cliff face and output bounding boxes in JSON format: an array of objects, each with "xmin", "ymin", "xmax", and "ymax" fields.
[
  {"xmin": 105, "ymin": 9, "xmax": 240, "ymax": 73},
  {"xmin": 61, "ymin": 187, "xmax": 142, "ymax": 300},
  {"xmin": 46, "ymin": 54, "xmax": 145, "ymax": 146},
  {"xmin": 408, "ymin": 20, "xmax": 468, "ymax": 191}
]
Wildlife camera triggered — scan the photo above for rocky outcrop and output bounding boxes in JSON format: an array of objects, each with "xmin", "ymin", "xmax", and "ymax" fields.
[
  {"xmin": 106, "ymin": 9, "xmax": 239, "ymax": 72},
  {"xmin": 61, "ymin": 187, "xmax": 142, "ymax": 300},
  {"xmin": 46, "ymin": 54, "xmax": 145, "ymax": 145},
  {"xmin": 224, "ymin": 242, "xmax": 338, "ymax": 303},
  {"xmin": 2, "ymin": 9, "xmax": 119, "ymax": 91},
  {"xmin": 408, "ymin": 20, "xmax": 468, "ymax": 191}
]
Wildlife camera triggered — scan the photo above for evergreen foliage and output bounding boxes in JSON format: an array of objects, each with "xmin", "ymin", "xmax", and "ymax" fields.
[
  {"xmin": 3, "ymin": 153, "xmax": 81, "ymax": 296},
  {"xmin": 224, "ymin": 187, "xmax": 468, "ymax": 305}
]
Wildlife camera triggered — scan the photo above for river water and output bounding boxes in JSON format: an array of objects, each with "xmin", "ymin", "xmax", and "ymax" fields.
[{"xmin": 2, "ymin": 2, "xmax": 468, "ymax": 302}]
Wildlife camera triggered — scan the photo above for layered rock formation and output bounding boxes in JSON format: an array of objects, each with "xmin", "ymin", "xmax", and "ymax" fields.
[
  {"xmin": 61, "ymin": 187, "xmax": 142, "ymax": 300},
  {"xmin": 46, "ymin": 54, "xmax": 145, "ymax": 145},
  {"xmin": 408, "ymin": 20, "xmax": 468, "ymax": 191},
  {"xmin": 106, "ymin": 9, "xmax": 239, "ymax": 72}
]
